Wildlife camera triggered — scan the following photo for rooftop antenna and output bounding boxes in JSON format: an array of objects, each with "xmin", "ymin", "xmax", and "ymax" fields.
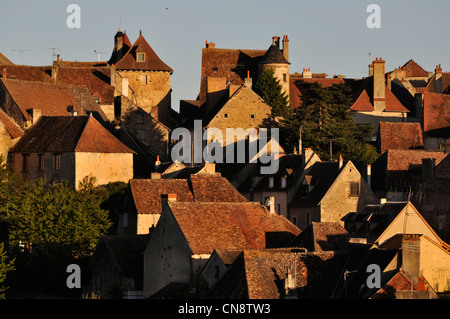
[
  {"xmin": 45, "ymin": 48, "xmax": 61, "ymax": 62},
  {"xmin": 94, "ymin": 50, "xmax": 107, "ymax": 62},
  {"xmin": 11, "ymin": 49, "xmax": 30, "ymax": 64}
]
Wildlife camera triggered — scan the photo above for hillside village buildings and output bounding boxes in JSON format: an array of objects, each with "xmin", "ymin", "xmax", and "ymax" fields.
[{"xmin": 0, "ymin": 28, "xmax": 449, "ymax": 299}]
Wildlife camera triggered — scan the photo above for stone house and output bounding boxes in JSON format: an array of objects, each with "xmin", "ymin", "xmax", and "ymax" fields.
[
  {"xmin": 237, "ymin": 150, "xmax": 321, "ymax": 220},
  {"xmin": 9, "ymin": 116, "xmax": 135, "ymax": 189},
  {"xmin": 124, "ymin": 166, "xmax": 247, "ymax": 235},
  {"xmin": 289, "ymin": 157, "xmax": 378, "ymax": 231},
  {"xmin": 143, "ymin": 199, "xmax": 300, "ymax": 298},
  {"xmin": 109, "ymin": 29, "xmax": 174, "ymax": 129},
  {"xmin": 0, "ymin": 109, "xmax": 23, "ymax": 159}
]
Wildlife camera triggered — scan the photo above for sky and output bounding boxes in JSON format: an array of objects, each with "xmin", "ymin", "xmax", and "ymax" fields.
[{"xmin": 1, "ymin": 0, "xmax": 449, "ymax": 111}]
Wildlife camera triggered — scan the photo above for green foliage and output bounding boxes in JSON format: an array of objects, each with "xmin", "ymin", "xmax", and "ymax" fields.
[
  {"xmin": 254, "ymin": 68, "xmax": 291, "ymax": 118},
  {"xmin": 278, "ymin": 82, "xmax": 378, "ymax": 165},
  {"xmin": 7, "ymin": 177, "xmax": 112, "ymax": 258},
  {"xmin": 0, "ymin": 242, "xmax": 15, "ymax": 299}
]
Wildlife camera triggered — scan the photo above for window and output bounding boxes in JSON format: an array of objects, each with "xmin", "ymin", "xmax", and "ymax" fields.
[
  {"xmin": 292, "ymin": 216, "xmax": 297, "ymax": 226},
  {"xmin": 250, "ymin": 114, "xmax": 255, "ymax": 119},
  {"xmin": 137, "ymin": 52, "xmax": 145, "ymax": 62},
  {"xmin": 350, "ymin": 182, "xmax": 360, "ymax": 197},
  {"xmin": 22, "ymin": 154, "xmax": 30, "ymax": 172},
  {"xmin": 283, "ymin": 73, "xmax": 287, "ymax": 82},
  {"xmin": 38, "ymin": 154, "xmax": 45, "ymax": 172},
  {"xmin": 212, "ymin": 67, "xmax": 218, "ymax": 72},
  {"xmin": 136, "ymin": 114, "xmax": 144, "ymax": 124},
  {"xmin": 54, "ymin": 153, "xmax": 61, "ymax": 171},
  {"xmin": 138, "ymin": 129, "xmax": 146, "ymax": 140},
  {"xmin": 141, "ymin": 75, "xmax": 148, "ymax": 84},
  {"xmin": 224, "ymin": 113, "xmax": 228, "ymax": 118}
]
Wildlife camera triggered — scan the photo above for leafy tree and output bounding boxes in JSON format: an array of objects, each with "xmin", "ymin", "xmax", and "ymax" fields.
[
  {"xmin": 7, "ymin": 177, "xmax": 112, "ymax": 258},
  {"xmin": 0, "ymin": 242, "xmax": 15, "ymax": 299},
  {"xmin": 254, "ymin": 68, "xmax": 291, "ymax": 119},
  {"xmin": 278, "ymin": 82, "xmax": 378, "ymax": 165}
]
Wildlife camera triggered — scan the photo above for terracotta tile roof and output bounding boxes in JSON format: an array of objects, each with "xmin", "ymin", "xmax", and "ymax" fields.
[
  {"xmin": 426, "ymin": 72, "xmax": 450, "ymax": 94},
  {"xmin": 10, "ymin": 116, "xmax": 135, "ymax": 154},
  {"xmin": 1, "ymin": 79, "xmax": 84, "ymax": 120},
  {"xmin": 422, "ymin": 92, "xmax": 450, "ymax": 133},
  {"xmin": 129, "ymin": 179, "xmax": 194, "ymax": 215},
  {"xmin": 0, "ymin": 109, "xmax": 23, "ymax": 139},
  {"xmin": 114, "ymin": 33, "xmax": 173, "ymax": 73},
  {"xmin": 199, "ymin": 47, "xmax": 266, "ymax": 100},
  {"xmin": 287, "ymin": 222, "xmax": 348, "ymax": 252},
  {"xmin": 378, "ymin": 122, "xmax": 423, "ymax": 154},
  {"xmin": 169, "ymin": 202, "xmax": 300, "ymax": 255},
  {"xmin": 0, "ymin": 52, "xmax": 14, "ymax": 65},
  {"xmin": 349, "ymin": 77, "xmax": 410, "ymax": 112},
  {"xmin": 1, "ymin": 65, "xmax": 52, "ymax": 82},
  {"xmin": 190, "ymin": 174, "xmax": 248, "ymax": 202},
  {"xmin": 401, "ymin": 59, "xmax": 429, "ymax": 78},
  {"xmin": 53, "ymin": 66, "xmax": 115, "ymax": 104},
  {"xmin": 211, "ymin": 249, "xmax": 345, "ymax": 299},
  {"xmin": 384, "ymin": 149, "xmax": 447, "ymax": 171}
]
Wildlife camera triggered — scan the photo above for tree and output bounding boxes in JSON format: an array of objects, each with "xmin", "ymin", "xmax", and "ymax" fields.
[
  {"xmin": 0, "ymin": 242, "xmax": 15, "ymax": 299},
  {"xmin": 7, "ymin": 177, "xmax": 112, "ymax": 258},
  {"xmin": 278, "ymin": 82, "xmax": 378, "ymax": 165},
  {"xmin": 254, "ymin": 68, "xmax": 291, "ymax": 119}
]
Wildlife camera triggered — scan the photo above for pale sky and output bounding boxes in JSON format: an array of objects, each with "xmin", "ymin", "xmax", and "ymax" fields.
[{"xmin": 1, "ymin": 0, "xmax": 449, "ymax": 110}]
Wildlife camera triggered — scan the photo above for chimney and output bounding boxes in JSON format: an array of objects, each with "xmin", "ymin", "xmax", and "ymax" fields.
[
  {"xmin": 372, "ymin": 58, "xmax": 386, "ymax": 112},
  {"xmin": 368, "ymin": 62, "xmax": 374, "ymax": 77},
  {"xmin": 51, "ymin": 63, "xmax": 58, "ymax": 82},
  {"xmin": 205, "ymin": 40, "xmax": 216, "ymax": 49},
  {"xmin": 244, "ymin": 70, "xmax": 252, "ymax": 88},
  {"xmin": 302, "ymin": 68, "xmax": 312, "ymax": 79},
  {"xmin": 269, "ymin": 196, "xmax": 275, "ymax": 214},
  {"xmin": 110, "ymin": 65, "xmax": 116, "ymax": 87},
  {"xmin": 203, "ymin": 161, "xmax": 216, "ymax": 174},
  {"xmin": 151, "ymin": 172, "xmax": 161, "ymax": 180},
  {"xmin": 401, "ymin": 234, "xmax": 421, "ymax": 279},
  {"xmin": 435, "ymin": 64, "xmax": 443, "ymax": 93},
  {"xmin": 272, "ymin": 36, "xmax": 280, "ymax": 48},
  {"xmin": 30, "ymin": 108, "xmax": 41, "ymax": 125},
  {"xmin": 366, "ymin": 164, "xmax": 371, "ymax": 189},
  {"xmin": 282, "ymin": 35, "xmax": 289, "ymax": 62},
  {"xmin": 421, "ymin": 158, "xmax": 435, "ymax": 182},
  {"xmin": 338, "ymin": 154, "xmax": 343, "ymax": 169}
]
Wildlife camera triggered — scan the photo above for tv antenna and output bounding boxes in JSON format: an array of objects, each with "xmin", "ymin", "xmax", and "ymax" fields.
[
  {"xmin": 11, "ymin": 49, "xmax": 30, "ymax": 64},
  {"xmin": 94, "ymin": 50, "xmax": 108, "ymax": 62},
  {"xmin": 45, "ymin": 48, "xmax": 61, "ymax": 62}
]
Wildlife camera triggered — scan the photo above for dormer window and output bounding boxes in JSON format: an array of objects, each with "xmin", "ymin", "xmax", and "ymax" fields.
[{"xmin": 137, "ymin": 52, "xmax": 145, "ymax": 62}]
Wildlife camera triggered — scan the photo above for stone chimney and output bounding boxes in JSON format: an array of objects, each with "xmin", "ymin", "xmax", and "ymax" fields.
[
  {"xmin": 269, "ymin": 196, "xmax": 275, "ymax": 214},
  {"xmin": 30, "ymin": 108, "xmax": 41, "ymax": 125},
  {"xmin": 373, "ymin": 58, "xmax": 386, "ymax": 112},
  {"xmin": 244, "ymin": 70, "xmax": 252, "ymax": 88},
  {"xmin": 151, "ymin": 172, "xmax": 161, "ymax": 180},
  {"xmin": 205, "ymin": 40, "xmax": 216, "ymax": 49},
  {"xmin": 402, "ymin": 234, "xmax": 421, "ymax": 278},
  {"xmin": 368, "ymin": 62, "xmax": 374, "ymax": 77},
  {"xmin": 282, "ymin": 35, "xmax": 289, "ymax": 62},
  {"xmin": 435, "ymin": 64, "xmax": 443, "ymax": 93},
  {"xmin": 366, "ymin": 164, "xmax": 372, "ymax": 189},
  {"xmin": 272, "ymin": 36, "xmax": 280, "ymax": 48},
  {"xmin": 302, "ymin": 68, "xmax": 312, "ymax": 79},
  {"xmin": 338, "ymin": 154, "xmax": 343, "ymax": 169},
  {"xmin": 203, "ymin": 161, "xmax": 216, "ymax": 174}
]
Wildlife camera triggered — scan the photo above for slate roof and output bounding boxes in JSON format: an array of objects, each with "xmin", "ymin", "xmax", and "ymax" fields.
[
  {"xmin": 114, "ymin": 32, "xmax": 173, "ymax": 73},
  {"xmin": 10, "ymin": 116, "xmax": 135, "ymax": 154},
  {"xmin": 168, "ymin": 202, "xmax": 300, "ymax": 255},
  {"xmin": 259, "ymin": 44, "xmax": 290, "ymax": 65},
  {"xmin": 377, "ymin": 122, "xmax": 423, "ymax": 154},
  {"xmin": 108, "ymin": 30, "xmax": 132, "ymax": 65}
]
